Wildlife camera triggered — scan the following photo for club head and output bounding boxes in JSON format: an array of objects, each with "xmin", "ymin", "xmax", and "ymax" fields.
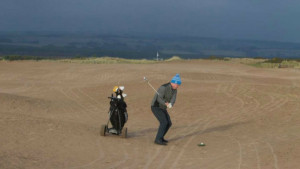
[{"xmin": 143, "ymin": 77, "xmax": 148, "ymax": 82}]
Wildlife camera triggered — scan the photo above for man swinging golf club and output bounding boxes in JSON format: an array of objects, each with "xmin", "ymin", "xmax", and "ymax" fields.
[{"xmin": 151, "ymin": 74, "xmax": 181, "ymax": 145}]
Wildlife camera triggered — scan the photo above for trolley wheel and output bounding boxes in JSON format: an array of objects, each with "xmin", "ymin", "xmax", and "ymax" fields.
[
  {"xmin": 100, "ymin": 125, "xmax": 107, "ymax": 136},
  {"xmin": 121, "ymin": 127, "xmax": 128, "ymax": 138}
]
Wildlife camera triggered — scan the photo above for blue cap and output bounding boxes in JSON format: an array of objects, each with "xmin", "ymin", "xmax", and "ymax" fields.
[{"xmin": 170, "ymin": 74, "xmax": 181, "ymax": 85}]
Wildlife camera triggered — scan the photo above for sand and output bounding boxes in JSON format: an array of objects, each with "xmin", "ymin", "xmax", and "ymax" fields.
[{"xmin": 0, "ymin": 60, "xmax": 300, "ymax": 169}]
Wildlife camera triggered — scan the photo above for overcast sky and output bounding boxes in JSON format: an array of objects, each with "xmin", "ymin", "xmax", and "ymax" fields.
[{"xmin": 1, "ymin": 0, "xmax": 300, "ymax": 42}]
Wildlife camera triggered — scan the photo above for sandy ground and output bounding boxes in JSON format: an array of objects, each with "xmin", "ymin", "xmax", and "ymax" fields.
[{"xmin": 0, "ymin": 60, "xmax": 300, "ymax": 169}]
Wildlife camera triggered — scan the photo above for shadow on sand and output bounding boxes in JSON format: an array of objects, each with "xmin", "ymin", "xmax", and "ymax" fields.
[
  {"xmin": 127, "ymin": 128, "xmax": 157, "ymax": 138},
  {"xmin": 169, "ymin": 121, "xmax": 251, "ymax": 142},
  {"xmin": 127, "ymin": 124, "xmax": 199, "ymax": 138}
]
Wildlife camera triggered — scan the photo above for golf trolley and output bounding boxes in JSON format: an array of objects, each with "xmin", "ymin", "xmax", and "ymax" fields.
[{"xmin": 100, "ymin": 86, "xmax": 128, "ymax": 138}]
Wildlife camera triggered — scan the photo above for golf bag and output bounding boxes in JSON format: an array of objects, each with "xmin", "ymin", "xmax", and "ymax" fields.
[{"xmin": 108, "ymin": 86, "xmax": 128, "ymax": 134}]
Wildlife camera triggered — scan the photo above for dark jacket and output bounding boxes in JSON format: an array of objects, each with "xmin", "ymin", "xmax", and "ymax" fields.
[{"xmin": 151, "ymin": 82, "xmax": 177, "ymax": 109}]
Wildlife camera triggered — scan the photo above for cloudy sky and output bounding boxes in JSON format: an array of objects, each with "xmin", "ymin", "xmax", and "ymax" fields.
[{"xmin": 1, "ymin": 0, "xmax": 300, "ymax": 42}]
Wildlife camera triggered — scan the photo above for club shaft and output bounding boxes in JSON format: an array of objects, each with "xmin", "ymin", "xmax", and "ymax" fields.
[
  {"xmin": 144, "ymin": 77, "xmax": 173, "ymax": 111},
  {"xmin": 144, "ymin": 77, "xmax": 167, "ymax": 103},
  {"xmin": 147, "ymin": 81, "xmax": 159, "ymax": 95}
]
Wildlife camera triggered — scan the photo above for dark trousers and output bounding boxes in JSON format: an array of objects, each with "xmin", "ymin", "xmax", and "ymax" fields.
[{"xmin": 151, "ymin": 106, "xmax": 172, "ymax": 142}]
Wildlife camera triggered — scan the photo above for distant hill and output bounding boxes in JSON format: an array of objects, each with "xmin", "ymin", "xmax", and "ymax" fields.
[{"xmin": 1, "ymin": 32, "xmax": 300, "ymax": 59}]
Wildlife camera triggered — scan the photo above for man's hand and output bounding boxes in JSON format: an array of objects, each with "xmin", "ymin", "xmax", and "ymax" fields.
[{"xmin": 165, "ymin": 102, "xmax": 172, "ymax": 109}]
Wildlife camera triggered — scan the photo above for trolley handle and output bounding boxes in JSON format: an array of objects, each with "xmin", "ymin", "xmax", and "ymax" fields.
[{"xmin": 108, "ymin": 96, "xmax": 121, "ymax": 100}]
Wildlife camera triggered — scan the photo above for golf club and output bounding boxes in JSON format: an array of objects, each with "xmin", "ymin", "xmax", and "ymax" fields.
[
  {"xmin": 143, "ymin": 77, "xmax": 160, "ymax": 95},
  {"xmin": 143, "ymin": 77, "xmax": 173, "ymax": 109}
]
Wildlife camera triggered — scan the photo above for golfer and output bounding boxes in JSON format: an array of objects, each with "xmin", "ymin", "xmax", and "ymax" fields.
[{"xmin": 151, "ymin": 74, "xmax": 181, "ymax": 145}]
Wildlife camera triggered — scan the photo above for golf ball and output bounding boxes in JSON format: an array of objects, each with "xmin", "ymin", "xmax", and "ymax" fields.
[{"xmin": 198, "ymin": 142, "xmax": 205, "ymax": 146}]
